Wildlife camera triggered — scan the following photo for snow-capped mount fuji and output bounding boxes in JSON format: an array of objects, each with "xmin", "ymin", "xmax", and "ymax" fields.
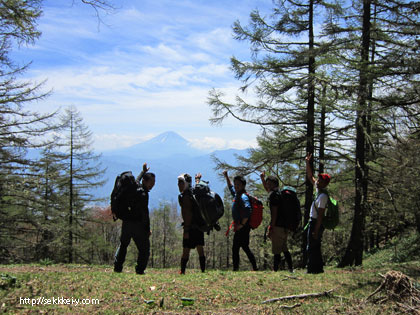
[
  {"xmin": 97, "ymin": 131, "xmax": 248, "ymax": 208},
  {"xmin": 102, "ymin": 131, "xmax": 206, "ymax": 160}
]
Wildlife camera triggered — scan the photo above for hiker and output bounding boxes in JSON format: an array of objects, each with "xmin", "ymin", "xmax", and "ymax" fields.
[
  {"xmin": 260, "ymin": 172, "xmax": 294, "ymax": 272},
  {"xmin": 223, "ymin": 170, "xmax": 258, "ymax": 271},
  {"xmin": 305, "ymin": 153, "xmax": 331, "ymax": 274},
  {"xmin": 178, "ymin": 173, "xmax": 206, "ymax": 274},
  {"xmin": 114, "ymin": 163, "xmax": 155, "ymax": 274}
]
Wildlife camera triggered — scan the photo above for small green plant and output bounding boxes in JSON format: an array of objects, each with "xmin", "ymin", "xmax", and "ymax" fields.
[
  {"xmin": 39, "ymin": 258, "xmax": 54, "ymax": 266},
  {"xmin": 0, "ymin": 274, "xmax": 17, "ymax": 290},
  {"xmin": 391, "ymin": 232, "xmax": 420, "ymax": 263}
]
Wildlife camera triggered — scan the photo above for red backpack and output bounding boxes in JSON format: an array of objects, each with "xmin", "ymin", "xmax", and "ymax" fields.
[
  {"xmin": 246, "ymin": 193, "xmax": 264, "ymax": 229},
  {"xmin": 225, "ymin": 192, "xmax": 264, "ymax": 236}
]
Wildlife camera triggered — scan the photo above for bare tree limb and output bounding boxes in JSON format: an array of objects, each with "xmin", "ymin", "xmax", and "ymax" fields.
[{"xmin": 262, "ymin": 289, "xmax": 334, "ymax": 304}]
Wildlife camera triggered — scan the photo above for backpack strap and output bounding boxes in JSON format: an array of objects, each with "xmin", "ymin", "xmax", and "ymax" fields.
[{"xmin": 225, "ymin": 221, "xmax": 234, "ymax": 236}]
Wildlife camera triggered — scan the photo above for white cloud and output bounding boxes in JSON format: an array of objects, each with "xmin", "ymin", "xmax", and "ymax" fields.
[
  {"xmin": 16, "ymin": 0, "xmax": 268, "ymax": 154},
  {"xmin": 189, "ymin": 137, "xmax": 227, "ymax": 151},
  {"xmin": 188, "ymin": 136, "xmax": 256, "ymax": 151},
  {"xmin": 29, "ymin": 61, "xmax": 231, "ymax": 98},
  {"xmin": 93, "ymin": 133, "xmax": 155, "ymax": 151},
  {"xmin": 92, "ymin": 132, "xmax": 257, "ymax": 152},
  {"xmin": 189, "ymin": 27, "xmax": 234, "ymax": 53},
  {"xmin": 229, "ymin": 138, "xmax": 258, "ymax": 149},
  {"xmin": 141, "ymin": 44, "xmax": 187, "ymax": 63}
]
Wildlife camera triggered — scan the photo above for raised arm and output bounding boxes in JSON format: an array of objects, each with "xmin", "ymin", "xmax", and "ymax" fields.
[
  {"xmin": 223, "ymin": 170, "xmax": 235, "ymax": 197},
  {"xmin": 305, "ymin": 153, "xmax": 316, "ymax": 186},
  {"xmin": 195, "ymin": 173, "xmax": 202, "ymax": 184},
  {"xmin": 223, "ymin": 170, "xmax": 232, "ymax": 187},
  {"xmin": 260, "ymin": 171, "xmax": 270, "ymax": 192},
  {"xmin": 137, "ymin": 162, "xmax": 150, "ymax": 183}
]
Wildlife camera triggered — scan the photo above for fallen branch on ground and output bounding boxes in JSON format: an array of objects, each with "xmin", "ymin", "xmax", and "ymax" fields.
[
  {"xmin": 262, "ymin": 289, "xmax": 334, "ymax": 304},
  {"xmin": 274, "ymin": 303, "xmax": 301, "ymax": 310},
  {"xmin": 281, "ymin": 275, "xmax": 303, "ymax": 281},
  {"xmin": 365, "ymin": 270, "xmax": 420, "ymax": 313}
]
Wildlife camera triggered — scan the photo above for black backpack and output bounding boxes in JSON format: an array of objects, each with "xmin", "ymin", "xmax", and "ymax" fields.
[
  {"xmin": 110, "ymin": 171, "xmax": 138, "ymax": 221},
  {"xmin": 192, "ymin": 182, "xmax": 224, "ymax": 233},
  {"xmin": 280, "ymin": 186, "xmax": 301, "ymax": 232}
]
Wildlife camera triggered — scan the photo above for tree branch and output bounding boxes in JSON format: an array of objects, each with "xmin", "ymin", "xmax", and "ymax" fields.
[{"xmin": 262, "ymin": 289, "xmax": 334, "ymax": 304}]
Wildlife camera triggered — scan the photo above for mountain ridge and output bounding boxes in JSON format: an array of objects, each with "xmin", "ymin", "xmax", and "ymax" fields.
[
  {"xmin": 95, "ymin": 131, "xmax": 249, "ymax": 208},
  {"xmin": 102, "ymin": 131, "xmax": 208, "ymax": 160}
]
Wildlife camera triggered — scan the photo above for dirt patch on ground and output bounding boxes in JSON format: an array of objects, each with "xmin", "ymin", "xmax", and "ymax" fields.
[{"xmin": 0, "ymin": 264, "xmax": 110, "ymax": 274}]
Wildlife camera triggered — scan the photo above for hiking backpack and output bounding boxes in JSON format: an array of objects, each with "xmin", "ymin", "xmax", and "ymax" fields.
[
  {"xmin": 317, "ymin": 190, "xmax": 339, "ymax": 230},
  {"xmin": 280, "ymin": 186, "xmax": 302, "ymax": 232},
  {"xmin": 191, "ymin": 182, "xmax": 224, "ymax": 233},
  {"xmin": 225, "ymin": 192, "xmax": 264, "ymax": 235},
  {"xmin": 110, "ymin": 171, "xmax": 138, "ymax": 221},
  {"xmin": 245, "ymin": 193, "xmax": 264, "ymax": 229}
]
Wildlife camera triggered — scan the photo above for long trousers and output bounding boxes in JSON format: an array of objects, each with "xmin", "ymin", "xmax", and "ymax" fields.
[
  {"xmin": 232, "ymin": 224, "xmax": 257, "ymax": 271},
  {"xmin": 306, "ymin": 220, "xmax": 324, "ymax": 274},
  {"xmin": 114, "ymin": 220, "xmax": 150, "ymax": 273}
]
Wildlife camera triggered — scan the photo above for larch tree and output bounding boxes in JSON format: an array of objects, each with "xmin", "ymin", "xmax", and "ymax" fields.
[
  {"xmin": 324, "ymin": 0, "xmax": 420, "ymax": 267},
  {"xmin": 0, "ymin": 0, "xmax": 115, "ymax": 263},
  {"xmin": 54, "ymin": 106, "xmax": 106, "ymax": 263}
]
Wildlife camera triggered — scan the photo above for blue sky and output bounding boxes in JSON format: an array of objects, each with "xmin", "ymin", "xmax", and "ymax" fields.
[{"xmin": 13, "ymin": 0, "xmax": 275, "ymax": 151}]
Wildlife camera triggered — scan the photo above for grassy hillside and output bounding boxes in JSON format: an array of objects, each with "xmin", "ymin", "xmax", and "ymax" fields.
[{"xmin": 1, "ymin": 254, "xmax": 419, "ymax": 314}]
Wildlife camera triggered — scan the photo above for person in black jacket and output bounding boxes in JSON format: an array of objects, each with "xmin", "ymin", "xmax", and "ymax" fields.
[
  {"xmin": 114, "ymin": 163, "xmax": 155, "ymax": 274},
  {"xmin": 260, "ymin": 172, "xmax": 294, "ymax": 272},
  {"xmin": 178, "ymin": 173, "xmax": 206, "ymax": 274}
]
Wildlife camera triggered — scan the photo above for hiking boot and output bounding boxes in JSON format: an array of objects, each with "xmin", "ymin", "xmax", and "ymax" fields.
[
  {"xmin": 199, "ymin": 256, "xmax": 206, "ymax": 273},
  {"xmin": 273, "ymin": 254, "xmax": 281, "ymax": 272},
  {"xmin": 180, "ymin": 258, "xmax": 188, "ymax": 275},
  {"xmin": 114, "ymin": 265, "xmax": 123, "ymax": 273}
]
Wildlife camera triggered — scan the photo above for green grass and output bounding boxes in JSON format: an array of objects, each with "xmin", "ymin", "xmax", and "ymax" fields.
[{"xmin": 1, "ymin": 258, "xmax": 419, "ymax": 314}]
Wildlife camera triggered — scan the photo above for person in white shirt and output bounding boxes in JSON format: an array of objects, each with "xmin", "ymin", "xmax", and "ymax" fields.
[{"xmin": 305, "ymin": 153, "xmax": 331, "ymax": 274}]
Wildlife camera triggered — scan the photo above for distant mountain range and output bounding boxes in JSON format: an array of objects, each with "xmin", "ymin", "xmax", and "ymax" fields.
[
  {"xmin": 97, "ymin": 131, "xmax": 249, "ymax": 208},
  {"xmin": 102, "ymin": 131, "xmax": 205, "ymax": 160}
]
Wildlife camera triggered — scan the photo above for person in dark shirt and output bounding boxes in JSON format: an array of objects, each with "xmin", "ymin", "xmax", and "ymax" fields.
[
  {"xmin": 114, "ymin": 163, "xmax": 155, "ymax": 274},
  {"xmin": 178, "ymin": 173, "xmax": 205, "ymax": 274},
  {"xmin": 223, "ymin": 170, "xmax": 258, "ymax": 271},
  {"xmin": 260, "ymin": 172, "xmax": 294, "ymax": 272}
]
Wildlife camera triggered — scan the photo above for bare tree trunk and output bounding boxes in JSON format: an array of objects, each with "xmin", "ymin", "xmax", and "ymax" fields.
[
  {"xmin": 162, "ymin": 206, "xmax": 167, "ymax": 268},
  {"xmin": 339, "ymin": 0, "xmax": 371, "ymax": 267},
  {"xmin": 319, "ymin": 85, "xmax": 326, "ymax": 174},
  {"xmin": 302, "ymin": 0, "xmax": 316, "ymax": 269},
  {"xmin": 68, "ymin": 114, "xmax": 74, "ymax": 263}
]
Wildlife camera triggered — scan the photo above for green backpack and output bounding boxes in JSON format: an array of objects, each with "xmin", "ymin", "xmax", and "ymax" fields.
[{"xmin": 316, "ymin": 190, "xmax": 339, "ymax": 230}]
